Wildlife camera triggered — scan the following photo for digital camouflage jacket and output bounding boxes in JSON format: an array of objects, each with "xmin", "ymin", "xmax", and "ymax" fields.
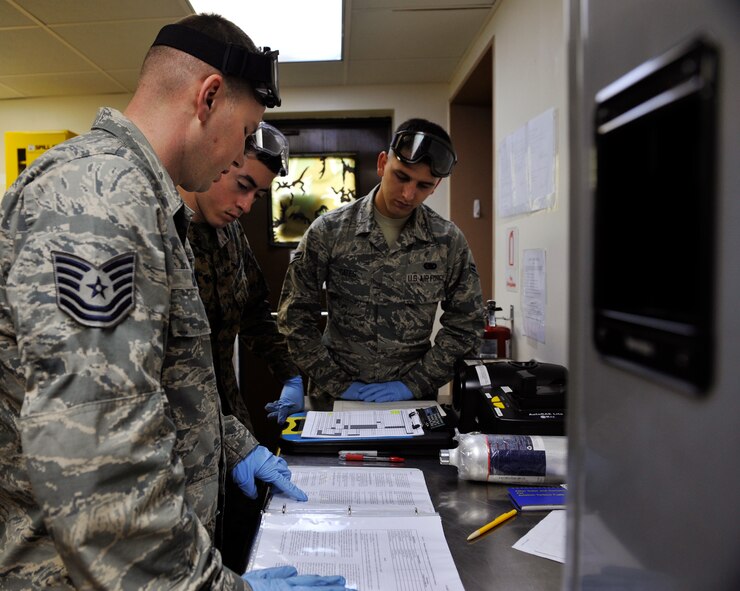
[
  {"xmin": 278, "ymin": 186, "xmax": 483, "ymax": 409},
  {"xmin": 188, "ymin": 220, "xmax": 299, "ymax": 433},
  {"xmin": 0, "ymin": 108, "xmax": 254, "ymax": 590}
]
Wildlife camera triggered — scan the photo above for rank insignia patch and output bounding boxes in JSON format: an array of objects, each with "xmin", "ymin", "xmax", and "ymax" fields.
[{"xmin": 52, "ymin": 251, "xmax": 136, "ymax": 328}]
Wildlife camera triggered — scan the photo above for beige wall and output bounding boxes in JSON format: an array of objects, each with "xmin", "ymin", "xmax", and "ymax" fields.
[
  {"xmin": 0, "ymin": 94, "xmax": 129, "ymax": 188},
  {"xmin": 452, "ymin": 0, "xmax": 569, "ymax": 366},
  {"xmin": 0, "ymin": 83, "xmax": 451, "ymax": 215}
]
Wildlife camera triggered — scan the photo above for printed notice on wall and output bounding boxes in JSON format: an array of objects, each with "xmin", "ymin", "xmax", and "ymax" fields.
[
  {"xmin": 506, "ymin": 227, "xmax": 519, "ymax": 292},
  {"xmin": 497, "ymin": 108, "xmax": 557, "ymax": 218},
  {"xmin": 522, "ymin": 249, "xmax": 546, "ymax": 343}
]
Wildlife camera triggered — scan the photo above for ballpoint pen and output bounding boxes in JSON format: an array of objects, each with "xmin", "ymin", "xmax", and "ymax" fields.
[
  {"xmin": 342, "ymin": 453, "xmax": 405, "ymax": 463},
  {"xmin": 466, "ymin": 508, "xmax": 518, "ymax": 541},
  {"xmin": 338, "ymin": 450, "xmax": 390, "ymax": 457}
]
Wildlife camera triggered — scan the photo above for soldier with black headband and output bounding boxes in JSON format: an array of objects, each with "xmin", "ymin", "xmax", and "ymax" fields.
[
  {"xmin": 278, "ymin": 118, "xmax": 483, "ymax": 410},
  {"xmin": 0, "ymin": 13, "xmax": 348, "ymax": 591}
]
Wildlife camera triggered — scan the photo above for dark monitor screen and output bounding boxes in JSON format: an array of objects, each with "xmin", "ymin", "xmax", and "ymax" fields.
[{"xmin": 592, "ymin": 38, "xmax": 717, "ymax": 392}]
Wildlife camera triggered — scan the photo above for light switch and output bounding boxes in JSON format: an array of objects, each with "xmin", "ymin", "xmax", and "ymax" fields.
[{"xmin": 473, "ymin": 199, "xmax": 481, "ymax": 218}]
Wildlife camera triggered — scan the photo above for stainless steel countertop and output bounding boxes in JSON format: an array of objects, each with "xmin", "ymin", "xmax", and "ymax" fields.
[{"xmin": 279, "ymin": 453, "xmax": 563, "ymax": 591}]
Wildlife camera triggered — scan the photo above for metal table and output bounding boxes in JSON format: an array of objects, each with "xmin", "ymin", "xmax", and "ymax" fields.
[{"xmin": 278, "ymin": 452, "xmax": 563, "ymax": 591}]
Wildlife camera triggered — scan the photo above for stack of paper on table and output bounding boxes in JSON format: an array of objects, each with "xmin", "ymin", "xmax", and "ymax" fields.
[{"xmin": 247, "ymin": 465, "xmax": 464, "ymax": 591}]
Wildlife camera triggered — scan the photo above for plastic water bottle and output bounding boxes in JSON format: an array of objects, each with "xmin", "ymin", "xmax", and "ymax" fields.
[{"xmin": 439, "ymin": 432, "xmax": 567, "ymax": 484}]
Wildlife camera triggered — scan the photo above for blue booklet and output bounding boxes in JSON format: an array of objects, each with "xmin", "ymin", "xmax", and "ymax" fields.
[{"xmin": 507, "ymin": 486, "xmax": 567, "ymax": 511}]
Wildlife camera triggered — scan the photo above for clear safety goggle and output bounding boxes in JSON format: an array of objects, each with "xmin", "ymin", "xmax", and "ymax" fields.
[
  {"xmin": 245, "ymin": 122, "xmax": 289, "ymax": 176},
  {"xmin": 389, "ymin": 130, "xmax": 457, "ymax": 178}
]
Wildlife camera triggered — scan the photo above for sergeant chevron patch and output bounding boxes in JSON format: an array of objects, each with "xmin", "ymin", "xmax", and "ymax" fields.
[{"xmin": 52, "ymin": 251, "xmax": 136, "ymax": 328}]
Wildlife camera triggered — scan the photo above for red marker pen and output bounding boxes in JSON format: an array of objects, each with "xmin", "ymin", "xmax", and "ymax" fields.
[{"xmin": 343, "ymin": 454, "xmax": 405, "ymax": 463}]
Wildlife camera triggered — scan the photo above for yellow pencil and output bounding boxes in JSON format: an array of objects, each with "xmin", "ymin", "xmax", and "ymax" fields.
[{"xmin": 466, "ymin": 508, "xmax": 518, "ymax": 541}]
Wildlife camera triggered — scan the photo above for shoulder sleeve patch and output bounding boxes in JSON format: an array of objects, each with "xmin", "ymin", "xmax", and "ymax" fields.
[{"xmin": 52, "ymin": 251, "xmax": 136, "ymax": 328}]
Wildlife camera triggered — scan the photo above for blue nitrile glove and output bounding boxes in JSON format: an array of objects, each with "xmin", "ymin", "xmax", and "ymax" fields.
[
  {"xmin": 357, "ymin": 381, "xmax": 414, "ymax": 403},
  {"xmin": 340, "ymin": 381, "xmax": 367, "ymax": 400},
  {"xmin": 242, "ymin": 566, "xmax": 350, "ymax": 590},
  {"xmin": 265, "ymin": 375, "xmax": 305, "ymax": 423},
  {"xmin": 232, "ymin": 446, "xmax": 308, "ymax": 502}
]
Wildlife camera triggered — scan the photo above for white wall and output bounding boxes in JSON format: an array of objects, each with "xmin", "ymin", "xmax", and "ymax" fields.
[{"xmin": 451, "ymin": 0, "xmax": 569, "ymax": 366}]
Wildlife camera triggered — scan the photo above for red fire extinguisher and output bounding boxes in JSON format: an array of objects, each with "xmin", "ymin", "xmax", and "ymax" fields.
[{"xmin": 481, "ymin": 300, "xmax": 511, "ymax": 359}]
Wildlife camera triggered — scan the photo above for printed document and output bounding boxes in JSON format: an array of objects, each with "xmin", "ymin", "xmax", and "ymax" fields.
[
  {"xmin": 248, "ymin": 466, "xmax": 464, "ymax": 591},
  {"xmin": 301, "ymin": 409, "xmax": 424, "ymax": 439},
  {"xmin": 267, "ymin": 465, "xmax": 435, "ymax": 515}
]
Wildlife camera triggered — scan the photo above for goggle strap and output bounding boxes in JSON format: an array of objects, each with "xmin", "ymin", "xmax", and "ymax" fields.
[{"xmin": 152, "ymin": 24, "xmax": 273, "ymax": 84}]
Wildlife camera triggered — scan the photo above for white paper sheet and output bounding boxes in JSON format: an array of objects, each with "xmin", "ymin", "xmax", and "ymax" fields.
[
  {"xmin": 497, "ymin": 107, "xmax": 558, "ymax": 218},
  {"xmin": 248, "ymin": 513, "xmax": 464, "ymax": 591},
  {"xmin": 301, "ymin": 409, "xmax": 424, "ymax": 439},
  {"xmin": 332, "ymin": 399, "xmax": 445, "ymax": 416},
  {"xmin": 512, "ymin": 509, "xmax": 566, "ymax": 563},
  {"xmin": 267, "ymin": 466, "xmax": 436, "ymax": 515},
  {"xmin": 522, "ymin": 248, "xmax": 547, "ymax": 343}
]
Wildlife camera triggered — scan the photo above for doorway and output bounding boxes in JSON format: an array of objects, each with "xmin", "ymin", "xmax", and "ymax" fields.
[{"xmin": 450, "ymin": 45, "xmax": 493, "ymax": 300}]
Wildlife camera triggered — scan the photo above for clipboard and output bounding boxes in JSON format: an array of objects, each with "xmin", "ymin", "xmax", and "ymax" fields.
[{"xmin": 280, "ymin": 409, "xmax": 456, "ymax": 456}]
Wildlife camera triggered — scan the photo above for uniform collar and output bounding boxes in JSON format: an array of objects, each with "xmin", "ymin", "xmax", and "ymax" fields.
[
  {"xmin": 216, "ymin": 224, "xmax": 233, "ymax": 249},
  {"xmin": 356, "ymin": 184, "xmax": 434, "ymax": 244},
  {"xmin": 91, "ymin": 107, "xmax": 182, "ymax": 218},
  {"xmin": 187, "ymin": 219, "xmax": 233, "ymax": 250}
]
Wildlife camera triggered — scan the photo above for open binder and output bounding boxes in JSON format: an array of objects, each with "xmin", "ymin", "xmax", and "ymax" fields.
[{"xmin": 247, "ymin": 465, "xmax": 464, "ymax": 591}]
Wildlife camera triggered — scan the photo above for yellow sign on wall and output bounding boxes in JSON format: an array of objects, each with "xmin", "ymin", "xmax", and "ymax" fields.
[{"xmin": 5, "ymin": 130, "xmax": 77, "ymax": 188}]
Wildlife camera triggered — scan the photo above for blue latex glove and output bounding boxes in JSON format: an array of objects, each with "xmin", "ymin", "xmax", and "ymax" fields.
[
  {"xmin": 265, "ymin": 375, "xmax": 305, "ymax": 423},
  {"xmin": 243, "ymin": 566, "xmax": 349, "ymax": 590},
  {"xmin": 357, "ymin": 381, "xmax": 414, "ymax": 403},
  {"xmin": 232, "ymin": 446, "xmax": 308, "ymax": 502},
  {"xmin": 339, "ymin": 381, "xmax": 367, "ymax": 400}
]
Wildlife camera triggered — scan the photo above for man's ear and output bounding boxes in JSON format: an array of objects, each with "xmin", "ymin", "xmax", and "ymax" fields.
[
  {"xmin": 377, "ymin": 151, "xmax": 389, "ymax": 177},
  {"xmin": 196, "ymin": 74, "xmax": 224, "ymax": 122}
]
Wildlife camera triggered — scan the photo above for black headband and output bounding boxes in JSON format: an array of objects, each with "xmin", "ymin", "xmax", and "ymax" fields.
[{"xmin": 151, "ymin": 24, "xmax": 281, "ymax": 108}]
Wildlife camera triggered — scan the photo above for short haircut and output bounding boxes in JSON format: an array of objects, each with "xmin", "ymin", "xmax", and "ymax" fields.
[
  {"xmin": 139, "ymin": 13, "xmax": 258, "ymax": 99},
  {"xmin": 394, "ymin": 118, "xmax": 454, "ymax": 149}
]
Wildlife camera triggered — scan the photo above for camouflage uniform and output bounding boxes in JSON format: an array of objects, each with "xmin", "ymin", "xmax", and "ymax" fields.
[
  {"xmin": 0, "ymin": 107, "xmax": 254, "ymax": 590},
  {"xmin": 278, "ymin": 186, "xmax": 483, "ymax": 410},
  {"xmin": 188, "ymin": 220, "xmax": 300, "ymax": 573},
  {"xmin": 188, "ymin": 221, "xmax": 299, "ymax": 434}
]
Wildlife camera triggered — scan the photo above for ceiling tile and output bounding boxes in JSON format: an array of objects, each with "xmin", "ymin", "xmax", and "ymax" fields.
[
  {"xmin": 13, "ymin": 0, "xmax": 190, "ymax": 24},
  {"xmin": 0, "ymin": 2, "xmax": 36, "ymax": 27},
  {"xmin": 350, "ymin": 8, "xmax": 486, "ymax": 60},
  {"xmin": 107, "ymin": 69, "xmax": 141, "ymax": 94},
  {"xmin": 0, "ymin": 0, "xmax": 492, "ymax": 101},
  {"xmin": 52, "ymin": 20, "xmax": 175, "ymax": 71},
  {"xmin": 355, "ymin": 0, "xmax": 494, "ymax": 9},
  {"xmin": 0, "ymin": 28, "xmax": 93, "ymax": 76},
  {"xmin": 279, "ymin": 62, "xmax": 348, "ymax": 88},
  {"xmin": 0, "ymin": 81, "xmax": 25, "ymax": 99}
]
